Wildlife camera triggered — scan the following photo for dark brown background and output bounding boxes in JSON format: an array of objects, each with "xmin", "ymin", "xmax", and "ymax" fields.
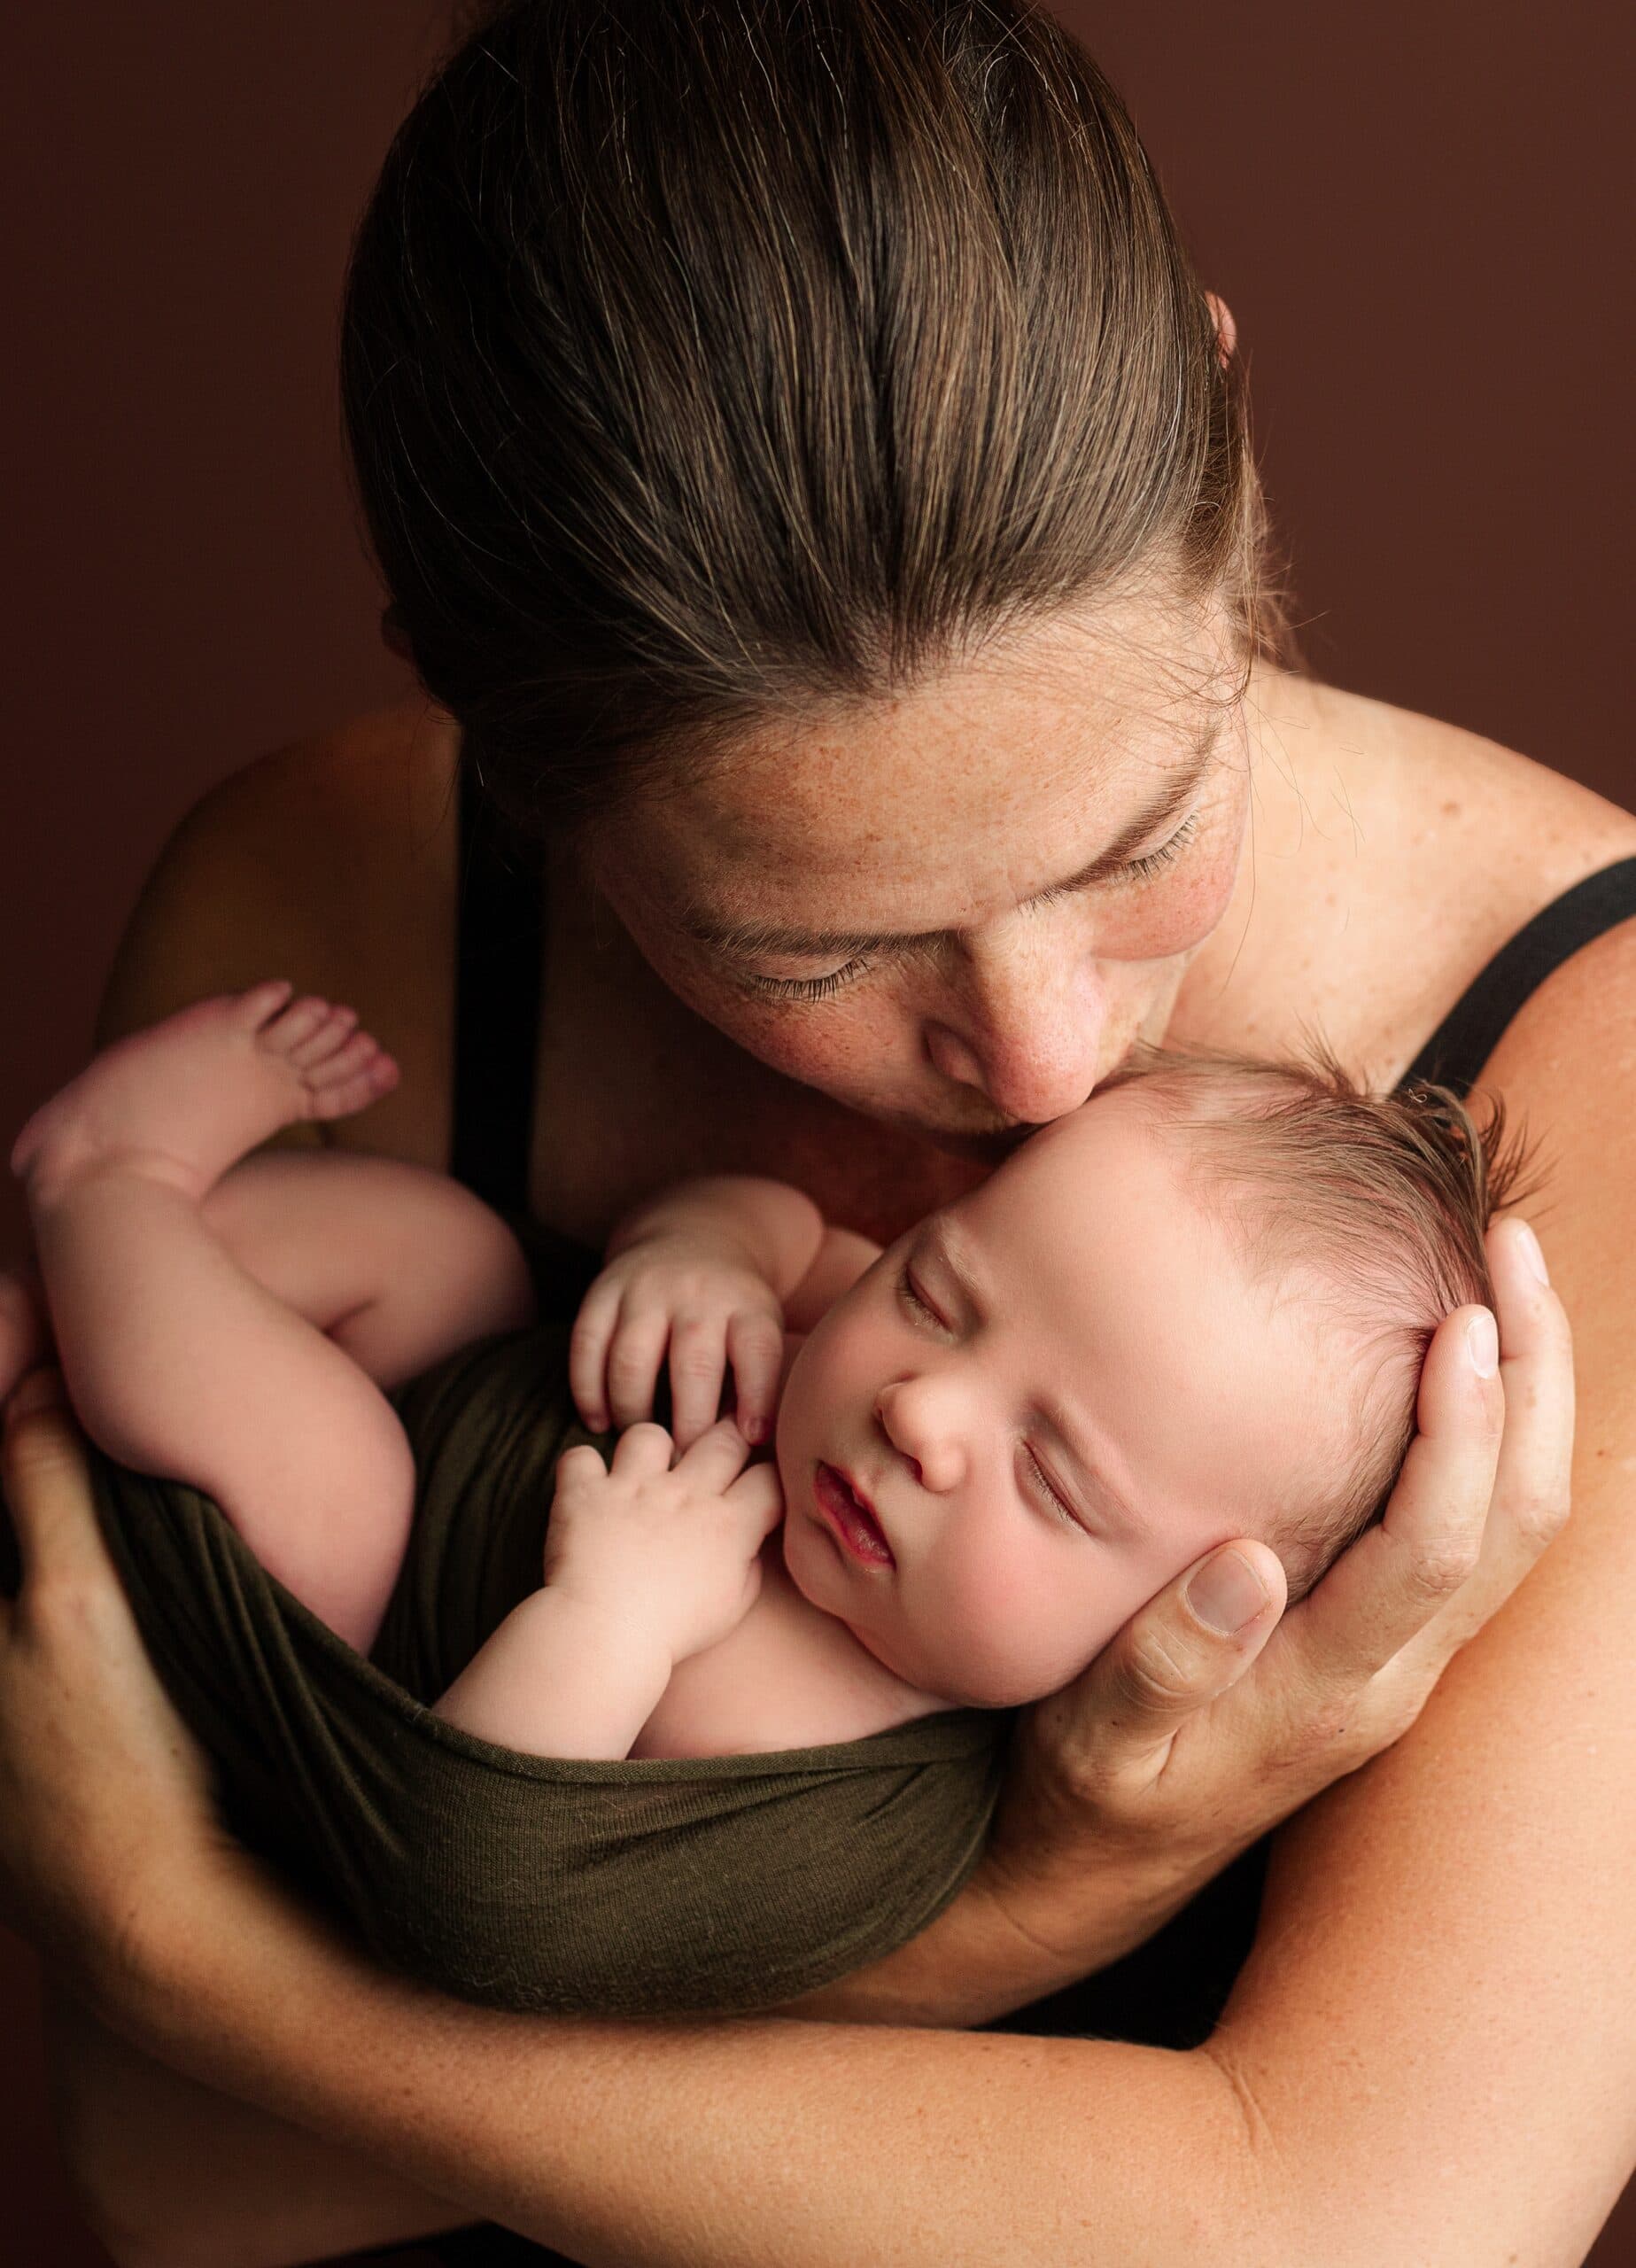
[{"xmin": 4, "ymin": 5, "xmax": 1632, "ymax": 2262}]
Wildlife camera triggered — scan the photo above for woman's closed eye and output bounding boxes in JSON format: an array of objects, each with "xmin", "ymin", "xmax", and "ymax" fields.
[
  {"xmin": 739, "ymin": 954, "xmax": 874, "ymax": 1003},
  {"xmin": 733, "ymin": 812, "xmax": 1206, "ymax": 1003}
]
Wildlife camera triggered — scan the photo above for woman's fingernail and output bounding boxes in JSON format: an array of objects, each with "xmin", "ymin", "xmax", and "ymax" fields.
[
  {"xmin": 1466, "ymin": 1310, "xmax": 1500, "ymax": 1378},
  {"xmin": 1187, "ymin": 1548, "xmax": 1268, "ymax": 1634},
  {"xmin": 1513, "ymin": 1222, "xmax": 1549, "ymax": 1285}
]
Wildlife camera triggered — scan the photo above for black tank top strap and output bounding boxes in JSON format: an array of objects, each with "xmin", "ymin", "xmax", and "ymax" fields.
[
  {"xmin": 449, "ymin": 759, "xmax": 604, "ymax": 1323},
  {"xmin": 449, "ymin": 757, "xmax": 545, "ymax": 1219},
  {"xmin": 1397, "ymin": 855, "xmax": 1636, "ymax": 1099}
]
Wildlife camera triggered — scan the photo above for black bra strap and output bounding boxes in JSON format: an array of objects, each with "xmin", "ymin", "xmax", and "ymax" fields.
[
  {"xmin": 448, "ymin": 759, "xmax": 544, "ymax": 1218},
  {"xmin": 1400, "ymin": 856, "xmax": 1636, "ymax": 1099}
]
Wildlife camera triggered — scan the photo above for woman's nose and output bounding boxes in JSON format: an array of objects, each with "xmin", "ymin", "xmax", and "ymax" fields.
[
  {"xmin": 875, "ymin": 1377, "xmax": 967, "ymax": 1494},
  {"xmin": 922, "ymin": 919, "xmax": 1108, "ymax": 1123}
]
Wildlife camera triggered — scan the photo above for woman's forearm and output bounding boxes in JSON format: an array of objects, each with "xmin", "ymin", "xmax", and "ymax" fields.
[
  {"xmin": 777, "ymin": 1827, "xmax": 1221, "ymax": 2026},
  {"xmin": 46, "ymin": 1984, "xmax": 471, "ymax": 2268},
  {"xmin": 112, "ymin": 1860, "xmax": 1265, "ymax": 2268}
]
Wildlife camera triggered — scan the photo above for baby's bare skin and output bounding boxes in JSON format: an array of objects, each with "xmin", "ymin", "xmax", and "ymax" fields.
[
  {"xmin": 5, "ymin": 986, "xmax": 516, "ymax": 1651},
  {"xmin": 2, "ymin": 985, "xmax": 897, "ymax": 1749}
]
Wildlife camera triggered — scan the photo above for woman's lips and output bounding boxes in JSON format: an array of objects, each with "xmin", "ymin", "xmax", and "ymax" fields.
[{"xmin": 813, "ymin": 1463, "xmax": 896, "ymax": 1568}]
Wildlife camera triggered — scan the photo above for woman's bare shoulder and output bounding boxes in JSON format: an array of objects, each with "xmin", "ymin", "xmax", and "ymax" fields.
[
  {"xmin": 1219, "ymin": 672, "xmax": 1636, "ymax": 1075},
  {"xmin": 99, "ymin": 698, "xmax": 461, "ymax": 1166}
]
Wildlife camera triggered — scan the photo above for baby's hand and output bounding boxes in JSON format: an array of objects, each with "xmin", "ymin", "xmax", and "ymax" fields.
[
  {"xmin": 570, "ymin": 1232, "xmax": 787, "ymax": 1449},
  {"xmin": 546, "ymin": 1421, "xmax": 784, "ymax": 1668}
]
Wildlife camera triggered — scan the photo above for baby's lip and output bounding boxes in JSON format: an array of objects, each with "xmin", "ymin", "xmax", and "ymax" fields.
[{"xmin": 815, "ymin": 1462, "xmax": 896, "ymax": 1568}]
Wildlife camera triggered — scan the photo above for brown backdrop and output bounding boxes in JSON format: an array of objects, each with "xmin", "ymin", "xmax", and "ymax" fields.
[{"xmin": 3, "ymin": 6, "xmax": 1632, "ymax": 2263}]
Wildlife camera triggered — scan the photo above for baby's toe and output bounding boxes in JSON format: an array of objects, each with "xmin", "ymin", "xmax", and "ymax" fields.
[
  {"xmin": 258, "ymin": 995, "xmax": 341, "ymax": 1059},
  {"xmin": 283, "ymin": 1004, "xmax": 361, "ymax": 1069},
  {"xmin": 305, "ymin": 1035, "xmax": 399, "ymax": 1117},
  {"xmin": 229, "ymin": 978, "xmax": 297, "ymax": 1032}
]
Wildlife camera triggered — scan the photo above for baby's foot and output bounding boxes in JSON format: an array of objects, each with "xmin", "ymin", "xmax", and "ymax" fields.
[
  {"xmin": 9, "ymin": 980, "xmax": 400, "ymax": 1207},
  {"xmin": 0, "ymin": 1262, "xmax": 51, "ymax": 1406}
]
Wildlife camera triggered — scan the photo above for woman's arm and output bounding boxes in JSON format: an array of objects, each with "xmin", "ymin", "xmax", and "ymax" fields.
[
  {"xmin": 39, "ymin": 924, "xmax": 1630, "ymax": 2268},
  {"xmin": 45, "ymin": 1988, "xmax": 471, "ymax": 2268},
  {"xmin": 2, "ymin": 1162, "xmax": 1602, "ymax": 2268}
]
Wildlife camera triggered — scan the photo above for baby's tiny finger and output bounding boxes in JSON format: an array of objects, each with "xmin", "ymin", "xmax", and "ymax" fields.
[
  {"xmin": 604, "ymin": 1312, "xmax": 670, "ymax": 1430},
  {"xmin": 726, "ymin": 1461, "xmax": 785, "ymax": 1541},
  {"xmin": 674, "ymin": 1417, "xmax": 752, "ymax": 1490},
  {"xmin": 725, "ymin": 1311, "xmax": 786, "ymax": 1446},
  {"xmin": 567, "ymin": 1291, "xmax": 621, "ymax": 1432},
  {"xmin": 609, "ymin": 1421, "xmax": 676, "ymax": 1476},
  {"xmin": 666, "ymin": 1315, "xmax": 728, "ymax": 1452}
]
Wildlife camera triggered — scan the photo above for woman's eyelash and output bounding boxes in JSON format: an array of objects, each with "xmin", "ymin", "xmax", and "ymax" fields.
[
  {"xmin": 739, "ymin": 814, "xmax": 1200, "ymax": 1001},
  {"xmin": 1118, "ymin": 811, "xmax": 1201, "ymax": 883},
  {"xmin": 740, "ymin": 955, "xmax": 873, "ymax": 1003}
]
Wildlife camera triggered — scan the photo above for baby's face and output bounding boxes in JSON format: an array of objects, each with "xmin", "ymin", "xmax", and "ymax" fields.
[{"xmin": 776, "ymin": 1087, "xmax": 1356, "ymax": 1706}]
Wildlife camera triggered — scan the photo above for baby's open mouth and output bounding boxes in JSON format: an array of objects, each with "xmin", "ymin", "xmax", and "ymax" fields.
[{"xmin": 814, "ymin": 1463, "xmax": 896, "ymax": 1568}]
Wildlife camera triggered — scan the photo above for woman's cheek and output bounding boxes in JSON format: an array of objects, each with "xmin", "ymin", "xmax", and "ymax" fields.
[{"xmin": 1093, "ymin": 827, "xmax": 1244, "ymax": 964}]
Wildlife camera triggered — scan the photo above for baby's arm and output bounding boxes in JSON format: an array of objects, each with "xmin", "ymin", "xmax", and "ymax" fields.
[
  {"xmin": 570, "ymin": 1176, "xmax": 880, "ymax": 1446},
  {"xmin": 431, "ymin": 1419, "xmax": 782, "ymax": 1757}
]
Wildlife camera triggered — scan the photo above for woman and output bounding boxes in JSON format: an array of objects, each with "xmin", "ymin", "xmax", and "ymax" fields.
[{"xmin": 1, "ymin": 4, "xmax": 1629, "ymax": 2262}]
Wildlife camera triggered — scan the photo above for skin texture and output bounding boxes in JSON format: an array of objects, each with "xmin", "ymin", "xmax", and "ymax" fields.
[
  {"xmin": 1, "ymin": 584, "xmax": 1632, "ymax": 2267},
  {"xmin": 777, "ymin": 1089, "xmax": 1394, "ymax": 1708}
]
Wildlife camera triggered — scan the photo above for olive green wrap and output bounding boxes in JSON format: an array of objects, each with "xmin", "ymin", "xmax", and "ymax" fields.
[{"xmin": 69, "ymin": 1324, "xmax": 1007, "ymax": 2016}]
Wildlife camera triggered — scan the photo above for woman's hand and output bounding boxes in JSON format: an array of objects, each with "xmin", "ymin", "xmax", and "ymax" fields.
[
  {"xmin": 975, "ymin": 1215, "xmax": 1571, "ymax": 1968},
  {"xmin": 0, "ymin": 1366, "xmax": 229, "ymax": 2010}
]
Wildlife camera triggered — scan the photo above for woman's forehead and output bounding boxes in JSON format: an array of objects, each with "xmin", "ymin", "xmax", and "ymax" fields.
[{"xmin": 616, "ymin": 602, "xmax": 1239, "ymax": 916}]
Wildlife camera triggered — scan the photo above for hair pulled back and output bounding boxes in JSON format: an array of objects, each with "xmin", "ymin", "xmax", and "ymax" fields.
[{"xmin": 342, "ymin": 0, "xmax": 1290, "ymax": 837}]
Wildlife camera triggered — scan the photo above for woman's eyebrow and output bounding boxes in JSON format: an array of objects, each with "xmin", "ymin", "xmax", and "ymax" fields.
[{"xmin": 683, "ymin": 730, "xmax": 1223, "ymax": 959}]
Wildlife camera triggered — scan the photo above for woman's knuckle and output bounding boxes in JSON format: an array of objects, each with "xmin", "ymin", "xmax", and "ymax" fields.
[
  {"xmin": 1407, "ymin": 1536, "xmax": 1478, "ymax": 1601},
  {"xmin": 1514, "ymin": 1482, "xmax": 1568, "ymax": 1548},
  {"xmin": 1120, "ymin": 1628, "xmax": 1196, "ymax": 1708}
]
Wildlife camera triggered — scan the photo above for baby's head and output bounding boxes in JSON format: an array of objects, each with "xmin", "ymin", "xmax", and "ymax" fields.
[{"xmin": 776, "ymin": 1050, "xmax": 1531, "ymax": 1708}]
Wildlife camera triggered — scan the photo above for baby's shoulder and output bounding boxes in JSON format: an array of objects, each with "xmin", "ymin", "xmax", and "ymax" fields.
[{"xmin": 631, "ymin": 1546, "xmax": 938, "ymax": 1760}]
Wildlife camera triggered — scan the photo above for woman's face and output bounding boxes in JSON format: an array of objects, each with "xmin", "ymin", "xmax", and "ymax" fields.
[{"xmin": 588, "ymin": 590, "xmax": 1252, "ymax": 1152}]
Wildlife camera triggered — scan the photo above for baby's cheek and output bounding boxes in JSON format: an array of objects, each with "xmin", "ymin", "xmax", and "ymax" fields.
[{"xmin": 913, "ymin": 1550, "xmax": 1080, "ymax": 1708}]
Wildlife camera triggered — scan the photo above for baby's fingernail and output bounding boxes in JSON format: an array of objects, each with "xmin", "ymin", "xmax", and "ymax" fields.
[
  {"xmin": 1466, "ymin": 1310, "xmax": 1499, "ymax": 1378},
  {"xmin": 1513, "ymin": 1222, "xmax": 1549, "ymax": 1285},
  {"xmin": 743, "ymin": 1416, "xmax": 764, "ymax": 1444},
  {"xmin": 1187, "ymin": 1548, "xmax": 1268, "ymax": 1635}
]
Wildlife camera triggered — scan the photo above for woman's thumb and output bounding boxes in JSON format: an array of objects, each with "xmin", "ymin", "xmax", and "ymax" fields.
[
  {"xmin": 1, "ymin": 1366, "xmax": 97, "ymax": 1589},
  {"xmin": 1096, "ymin": 1542, "xmax": 1284, "ymax": 1734}
]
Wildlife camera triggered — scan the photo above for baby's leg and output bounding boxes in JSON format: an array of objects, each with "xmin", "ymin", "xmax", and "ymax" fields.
[
  {"xmin": 0, "ymin": 1154, "xmax": 537, "ymax": 1401},
  {"xmin": 10, "ymin": 983, "xmax": 497, "ymax": 1653},
  {"xmin": 198, "ymin": 1149, "xmax": 537, "ymax": 1392}
]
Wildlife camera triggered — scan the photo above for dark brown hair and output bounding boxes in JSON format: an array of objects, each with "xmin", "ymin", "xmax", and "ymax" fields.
[
  {"xmin": 342, "ymin": 0, "xmax": 1298, "ymax": 839},
  {"xmin": 1100, "ymin": 1046, "xmax": 1539, "ymax": 1597}
]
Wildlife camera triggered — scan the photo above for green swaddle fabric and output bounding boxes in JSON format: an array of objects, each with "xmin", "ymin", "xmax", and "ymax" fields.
[{"xmin": 68, "ymin": 1324, "xmax": 1007, "ymax": 2016}]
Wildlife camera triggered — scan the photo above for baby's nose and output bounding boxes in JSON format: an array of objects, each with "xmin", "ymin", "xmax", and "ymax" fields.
[{"xmin": 875, "ymin": 1379, "xmax": 965, "ymax": 1493}]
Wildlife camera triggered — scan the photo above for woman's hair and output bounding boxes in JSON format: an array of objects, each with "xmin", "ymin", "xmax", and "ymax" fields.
[
  {"xmin": 343, "ymin": 0, "xmax": 1299, "ymax": 838},
  {"xmin": 1100, "ymin": 1045, "xmax": 1540, "ymax": 1597}
]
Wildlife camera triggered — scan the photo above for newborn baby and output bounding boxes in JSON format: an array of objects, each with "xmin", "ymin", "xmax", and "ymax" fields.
[{"xmin": 3, "ymin": 980, "xmax": 1521, "ymax": 1770}]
